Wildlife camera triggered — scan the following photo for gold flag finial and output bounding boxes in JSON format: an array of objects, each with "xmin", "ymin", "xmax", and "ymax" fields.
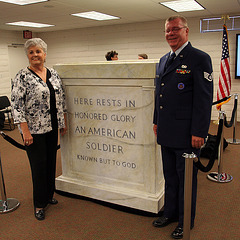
[{"xmin": 221, "ymin": 15, "xmax": 230, "ymax": 25}]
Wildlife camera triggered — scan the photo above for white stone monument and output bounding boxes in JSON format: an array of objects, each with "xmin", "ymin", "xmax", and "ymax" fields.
[{"xmin": 54, "ymin": 61, "xmax": 164, "ymax": 213}]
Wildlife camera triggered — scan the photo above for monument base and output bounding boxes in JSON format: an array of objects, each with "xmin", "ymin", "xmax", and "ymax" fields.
[
  {"xmin": 54, "ymin": 61, "xmax": 165, "ymax": 214},
  {"xmin": 56, "ymin": 175, "xmax": 164, "ymax": 213}
]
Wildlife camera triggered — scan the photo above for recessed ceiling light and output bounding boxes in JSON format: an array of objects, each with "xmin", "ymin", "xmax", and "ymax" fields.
[
  {"xmin": 71, "ymin": 11, "xmax": 120, "ymax": 21},
  {"xmin": 0, "ymin": 0, "xmax": 48, "ymax": 5},
  {"xmin": 160, "ymin": 0, "xmax": 204, "ymax": 12},
  {"xmin": 6, "ymin": 21, "xmax": 54, "ymax": 28}
]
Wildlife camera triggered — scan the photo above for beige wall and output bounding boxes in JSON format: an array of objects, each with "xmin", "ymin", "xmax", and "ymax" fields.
[
  {"xmin": 0, "ymin": 17, "xmax": 239, "ymax": 121},
  {"xmin": 0, "ymin": 30, "xmax": 37, "ymax": 98},
  {"xmin": 0, "ymin": 30, "xmax": 17, "ymax": 98}
]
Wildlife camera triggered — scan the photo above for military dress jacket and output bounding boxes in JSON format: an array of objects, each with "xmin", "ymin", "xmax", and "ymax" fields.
[{"xmin": 153, "ymin": 42, "xmax": 213, "ymax": 148}]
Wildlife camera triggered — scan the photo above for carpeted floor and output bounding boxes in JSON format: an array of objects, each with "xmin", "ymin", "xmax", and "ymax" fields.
[{"xmin": 0, "ymin": 122, "xmax": 239, "ymax": 240}]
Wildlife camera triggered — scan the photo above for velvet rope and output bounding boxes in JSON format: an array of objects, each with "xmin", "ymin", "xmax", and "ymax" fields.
[
  {"xmin": 224, "ymin": 97, "xmax": 238, "ymax": 128},
  {"xmin": 0, "ymin": 131, "xmax": 60, "ymax": 151},
  {"xmin": 193, "ymin": 118, "xmax": 223, "ymax": 172}
]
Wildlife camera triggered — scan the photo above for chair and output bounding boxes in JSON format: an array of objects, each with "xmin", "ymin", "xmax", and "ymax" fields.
[{"xmin": 0, "ymin": 96, "xmax": 15, "ymax": 130}]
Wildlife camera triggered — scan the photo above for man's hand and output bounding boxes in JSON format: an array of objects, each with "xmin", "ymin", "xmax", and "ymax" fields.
[
  {"xmin": 192, "ymin": 135, "xmax": 204, "ymax": 149},
  {"xmin": 153, "ymin": 124, "xmax": 157, "ymax": 137}
]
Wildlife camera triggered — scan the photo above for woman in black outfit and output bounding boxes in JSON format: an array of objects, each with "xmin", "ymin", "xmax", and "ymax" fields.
[{"xmin": 11, "ymin": 38, "xmax": 67, "ymax": 220}]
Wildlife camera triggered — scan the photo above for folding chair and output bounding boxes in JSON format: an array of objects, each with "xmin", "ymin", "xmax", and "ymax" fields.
[{"xmin": 0, "ymin": 96, "xmax": 15, "ymax": 130}]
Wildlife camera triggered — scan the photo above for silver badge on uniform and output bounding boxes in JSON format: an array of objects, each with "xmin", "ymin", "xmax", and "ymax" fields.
[{"xmin": 204, "ymin": 72, "xmax": 213, "ymax": 82}]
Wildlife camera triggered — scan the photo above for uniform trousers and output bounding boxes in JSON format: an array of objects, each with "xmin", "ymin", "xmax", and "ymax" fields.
[
  {"xmin": 25, "ymin": 128, "xmax": 58, "ymax": 208},
  {"xmin": 161, "ymin": 145, "xmax": 199, "ymax": 228}
]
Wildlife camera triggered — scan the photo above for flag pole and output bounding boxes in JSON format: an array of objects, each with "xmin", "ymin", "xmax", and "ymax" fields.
[
  {"xmin": 213, "ymin": 15, "xmax": 227, "ymax": 125},
  {"xmin": 215, "ymin": 15, "xmax": 231, "ymax": 119}
]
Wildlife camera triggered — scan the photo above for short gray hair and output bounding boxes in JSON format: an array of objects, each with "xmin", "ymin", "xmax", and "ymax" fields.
[
  {"xmin": 24, "ymin": 38, "xmax": 47, "ymax": 55},
  {"xmin": 165, "ymin": 15, "xmax": 188, "ymax": 28}
]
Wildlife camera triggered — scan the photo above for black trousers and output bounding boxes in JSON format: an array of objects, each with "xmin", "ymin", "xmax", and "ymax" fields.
[
  {"xmin": 25, "ymin": 129, "xmax": 58, "ymax": 208},
  {"xmin": 161, "ymin": 146, "xmax": 199, "ymax": 228}
]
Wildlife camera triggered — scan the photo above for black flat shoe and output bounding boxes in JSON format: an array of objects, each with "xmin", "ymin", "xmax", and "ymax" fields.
[
  {"xmin": 48, "ymin": 198, "xmax": 58, "ymax": 205},
  {"xmin": 152, "ymin": 216, "xmax": 178, "ymax": 228},
  {"xmin": 35, "ymin": 209, "xmax": 45, "ymax": 221}
]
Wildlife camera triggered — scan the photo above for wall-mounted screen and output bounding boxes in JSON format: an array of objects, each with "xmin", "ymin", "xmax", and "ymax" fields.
[{"xmin": 236, "ymin": 34, "xmax": 240, "ymax": 79}]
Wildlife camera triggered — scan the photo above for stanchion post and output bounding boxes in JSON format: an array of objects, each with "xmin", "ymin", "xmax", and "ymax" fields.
[
  {"xmin": 207, "ymin": 111, "xmax": 233, "ymax": 183},
  {"xmin": 182, "ymin": 153, "xmax": 197, "ymax": 240},
  {"xmin": 218, "ymin": 111, "xmax": 224, "ymax": 177},
  {"xmin": 0, "ymin": 152, "xmax": 7, "ymax": 207},
  {"xmin": 0, "ymin": 152, "xmax": 20, "ymax": 213},
  {"xmin": 226, "ymin": 93, "xmax": 240, "ymax": 144}
]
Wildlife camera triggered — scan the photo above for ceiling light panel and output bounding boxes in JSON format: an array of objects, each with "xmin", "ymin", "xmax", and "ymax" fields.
[
  {"xmin": 72, "ymin": 11, "xmax": 120, "ymax": 21},
  {"xmin": 6, "ymin": 21, "xmax": 54, "ymax": 28},
  {"xmin": 0, "ymin": 0, "xmax": 48, "ymax": 5},
  {"xmin": 160, "ymin": 0, "xmax": 204, "ymax": 12}
]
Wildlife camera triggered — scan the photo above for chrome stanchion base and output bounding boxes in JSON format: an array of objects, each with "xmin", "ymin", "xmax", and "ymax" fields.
[
  {"xmin": 207, "ymin": 172, "xmax": 233, "ymax": 183},
  {"xmin": 0, "ymin": 198, "xmax": 20, "ymax": 213},
  {"xmin": 226, "ymin": 138, "xmax": 240, "ymax": 144}
]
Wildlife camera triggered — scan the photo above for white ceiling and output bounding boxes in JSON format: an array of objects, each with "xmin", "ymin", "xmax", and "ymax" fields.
[{"xmin": 0, "ymin": 0, "xmax": 239, "ymax": 32}]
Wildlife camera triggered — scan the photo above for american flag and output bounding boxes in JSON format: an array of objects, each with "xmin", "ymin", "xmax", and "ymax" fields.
[{"xmin": 216, "ymin": 24, "xmax": 231, "ymax": 110}]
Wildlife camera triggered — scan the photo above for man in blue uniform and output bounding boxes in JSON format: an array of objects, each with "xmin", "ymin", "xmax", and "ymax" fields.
[{"xmin": 152, "ymin": 16, "xmax": 213, "ymax": 239}]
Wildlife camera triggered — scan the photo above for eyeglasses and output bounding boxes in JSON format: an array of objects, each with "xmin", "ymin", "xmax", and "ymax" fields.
[{"xmin": 164, "ymin": 27, "xmax": 187, "ymax": 34}]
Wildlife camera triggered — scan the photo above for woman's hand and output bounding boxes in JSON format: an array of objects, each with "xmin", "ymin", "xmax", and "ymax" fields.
[
  {"xmin": 20, "ymin": 122, "xmax": 33, "ymax": 146},
  {"xmin": 60, "ymin": 113, "xmax": 68, "ymax": 136},
  {"xmin": 60, "ymin": 127, "xmax": 67, "ymax": 136}
]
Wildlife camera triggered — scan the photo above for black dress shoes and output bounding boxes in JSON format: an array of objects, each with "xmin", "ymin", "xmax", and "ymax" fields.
[
  {"xmin": 171, "ymin": 225, "xmax": 194, "ymax": 239},
  {"xmin": 35, "ymin": 209, "xmax": 45, "ymax": 221},
  {"xmin": 152, "ymin": 216, "xmax": 178, "ymax": 228},
  {"xmin": 48, "ymin": 198, "xmax": 58, "ymax": 205},
  {"xmin": 171, "ymin": 226, "xmax": 183, "ymax": 239}
]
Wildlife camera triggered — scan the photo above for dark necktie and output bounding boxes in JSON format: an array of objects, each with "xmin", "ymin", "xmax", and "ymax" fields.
[{"xmin": 164, "ymin": 52, "xmax": 176, "ymax": 71}]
